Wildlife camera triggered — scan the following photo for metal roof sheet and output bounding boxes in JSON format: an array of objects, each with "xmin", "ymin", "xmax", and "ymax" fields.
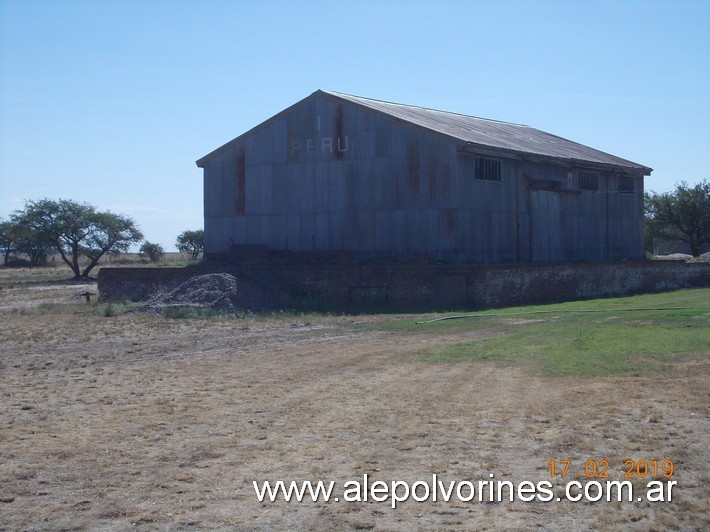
[
  {"xmin": 321, "ymin": 90, "xmax": 651, "ymax": 173},
  {"xmin": 197, "ymin": 90, "xmax": 651, "ymax": 174}
]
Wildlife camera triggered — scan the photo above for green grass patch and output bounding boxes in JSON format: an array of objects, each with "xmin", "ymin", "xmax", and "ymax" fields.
[{"xmin": 401, "ymin": 289, "xmax": 710, "ymax": 377}]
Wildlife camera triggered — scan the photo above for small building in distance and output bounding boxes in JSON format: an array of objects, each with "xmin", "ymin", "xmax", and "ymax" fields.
[{"xmin": 196, "ymin": 90, "xmax": 652, "ymax": 263}]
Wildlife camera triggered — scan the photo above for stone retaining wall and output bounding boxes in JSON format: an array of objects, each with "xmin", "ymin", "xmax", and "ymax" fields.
[{"xmin": 97, "ymin": 261, "xmax": 710, "ymax": 311}]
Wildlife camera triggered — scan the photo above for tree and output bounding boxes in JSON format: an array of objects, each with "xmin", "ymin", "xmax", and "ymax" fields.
[
  {"xmin": 16, "ymin": 198, "xmax": 143, "ymax": 279},
  {"xmin": 81, "ymin": 210, "xmax": 144, "ymax": 274},
  {"xmin": 176, "ymin": 229, "xmax": 204, "ymax": 260},
  {"xmin": 0, "ymin": 220, "xmax": 13, "ymax": 266},
  {"xmin": 139, "ymin": 241, "xmax": 165, "ymax": 263},
  {"xmin": 645, "ymin": 179, "xmax": 710, "ymax": 257},
  {"xmin": 5, "ymin": 210, "xmax": 56, "ymax": 266},
  {"xmin": 4, "ymin": 221, "xmax": 53, "ymax": 266}
]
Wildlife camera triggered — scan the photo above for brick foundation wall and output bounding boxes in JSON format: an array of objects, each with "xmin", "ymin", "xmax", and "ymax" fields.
[{"xmin": 98, "ymin": 261, "xmax": 710, "ymax": 310}]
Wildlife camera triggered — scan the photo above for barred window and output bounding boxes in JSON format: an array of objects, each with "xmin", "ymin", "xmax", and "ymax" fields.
[
  {"xmin": 578, "ymin": 170, "xmax": 599, "ymax": 191},
  {"xmin": 618, "ymin": 175, "xmax": 635, "ymax": 194},
  {"xmin": 475, "ymin": 157, "xmax": 501, "ymax": 182}
]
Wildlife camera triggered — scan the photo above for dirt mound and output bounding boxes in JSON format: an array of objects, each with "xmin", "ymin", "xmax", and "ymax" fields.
[
  {"xmin": 145, "ymin": 273, "xmax": 238, "ymax": 313},
  {"xmin": 655, "ymin": 252, "xmax": 710, "ymax": 263}
]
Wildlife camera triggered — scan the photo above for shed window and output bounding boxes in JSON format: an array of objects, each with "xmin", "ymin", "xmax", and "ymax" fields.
[
  {"xmin": 578, "ymin": 171, "xmax": 599, "ymax": 191},
  {"xmin": 618, "ymin": 175, "xmax": 635, "ymax": 194},
  {"xmin": 475, "ymin": 157, "xmax": 501, "ymax": 182}
]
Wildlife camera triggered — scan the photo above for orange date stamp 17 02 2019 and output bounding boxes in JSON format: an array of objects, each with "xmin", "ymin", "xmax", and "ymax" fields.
[{"xmin": 549, "ymin": 459, "xmax": 675, "ymax": 479}]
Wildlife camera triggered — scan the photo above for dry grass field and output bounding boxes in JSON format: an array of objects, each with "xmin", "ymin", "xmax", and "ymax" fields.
[{"xmin": 0, "ymin": 266, "xmax": 708, "ymax": 531}]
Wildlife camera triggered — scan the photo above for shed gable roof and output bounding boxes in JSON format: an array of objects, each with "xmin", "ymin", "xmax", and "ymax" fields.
[
  {"xmin": 322, "ymin": 90, "xmax": 651, "ymax": 174},
  {"xmin": 197, "ymin": 89, "xmax": 652, "ymax": 175}
]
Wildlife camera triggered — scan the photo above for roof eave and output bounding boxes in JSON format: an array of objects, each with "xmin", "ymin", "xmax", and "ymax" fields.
[{"xmin": 458, "ymin": 143, "xmax": 652, "ymax": 176}]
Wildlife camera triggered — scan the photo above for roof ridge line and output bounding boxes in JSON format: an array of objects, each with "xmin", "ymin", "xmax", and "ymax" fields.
[{"xmin": 320, "ymin": 89, "xmax": 532, "ymax": 128}]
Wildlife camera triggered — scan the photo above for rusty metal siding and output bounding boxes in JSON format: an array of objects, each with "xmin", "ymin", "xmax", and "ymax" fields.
[
  {"xmin": 203, "ymin": 148, "xmax": 242, "ymax": 254},
  {"xmin": 455, "ymin": 155, "xmax": 518, "ymax": 262},
  {"xmin": 530, "ymin": 190, "xmax": 562, "ymax": 262},
  {"xmin": 200, "ymin": 90, "xmax": 647, "ymax": 262},
  {"xmin": 235, "ymin": 148, "xmax": 246, "ymax": 216},
  {"xmin": 607, "ymin": 175, "xmax": 644, "ymax": 259}
]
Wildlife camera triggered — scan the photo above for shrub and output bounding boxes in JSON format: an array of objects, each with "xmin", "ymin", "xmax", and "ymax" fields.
[{"xmin": 139, "ymin": 241, "xmax": 165, "ymax": 263}]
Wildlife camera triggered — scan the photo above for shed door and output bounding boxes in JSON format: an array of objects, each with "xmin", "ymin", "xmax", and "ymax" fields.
[{"xmin": 530, "ymin": 189, "xmax": 562, "ymax": 262}]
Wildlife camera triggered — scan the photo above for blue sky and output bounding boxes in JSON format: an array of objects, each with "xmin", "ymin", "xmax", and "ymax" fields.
[{"xmin": 1, "ymin": 0, "xmax": 708, "ymax": 250}]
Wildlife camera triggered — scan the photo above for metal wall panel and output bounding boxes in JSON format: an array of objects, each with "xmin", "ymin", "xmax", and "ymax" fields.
[{"xmin": 530, "ymin": 190, "xmax": 562, "ymax": 262}]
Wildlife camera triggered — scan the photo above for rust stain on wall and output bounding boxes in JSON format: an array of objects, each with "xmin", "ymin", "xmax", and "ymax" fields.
[
  {"xmin": 407, "ymin": 140, "xmax": 420, "ymax": 194},
  {"xmin": 235, "ymin": 148, "xmax": 246, "ymax": 215},
  {"xmin": 441, "ymin": 163, "xmax": 451, "ymax": 195},
  {"xmin": 444, "ymin": 209, "xmax": 455, "ymax": 234},
  {"xmin": 428, "ymin": 157, "xmax": 438, "ymax": 203},
  {"xmin": 335, "ymin": 105, "xmax": 345, "ymax": 160}
]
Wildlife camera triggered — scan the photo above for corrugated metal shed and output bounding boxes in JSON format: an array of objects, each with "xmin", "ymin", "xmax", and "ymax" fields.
[{"xmin": 197, "ymin": 90, "xmax": 651, "ymax": 263}]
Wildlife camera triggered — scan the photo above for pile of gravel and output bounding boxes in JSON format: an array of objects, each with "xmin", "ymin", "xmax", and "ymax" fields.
[{"xmin": 144, "ymin": 273, "xmax": 238, "ymax": 313}]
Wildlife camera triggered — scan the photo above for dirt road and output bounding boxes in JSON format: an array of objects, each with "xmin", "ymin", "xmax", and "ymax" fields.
[{"xmin": 0, "ymin": 283, "xmax": 707, "ymax": 530}]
